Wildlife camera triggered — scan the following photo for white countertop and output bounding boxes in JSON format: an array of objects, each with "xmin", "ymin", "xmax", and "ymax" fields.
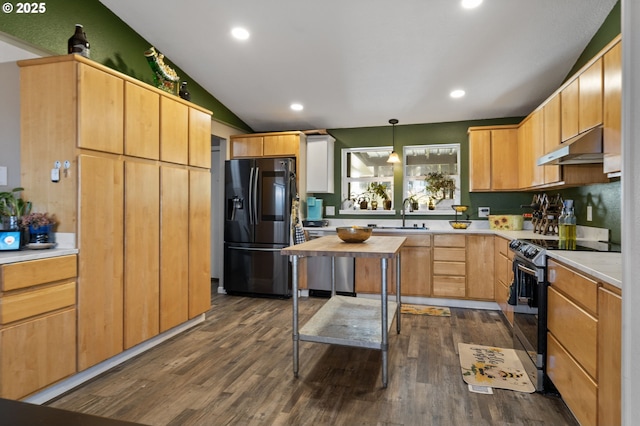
[
  {"xmin": 0, "ymin": 248, "xmax": 79, "ymax": 264},
  {"xmin": 304, "ymin": 222, "xmax": 622, "ymax": 289}
]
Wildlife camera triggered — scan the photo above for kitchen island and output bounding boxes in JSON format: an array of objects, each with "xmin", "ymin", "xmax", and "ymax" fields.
[{"xmin": 282, "ymin": 235, "xmax": 406, "ymax": 388}]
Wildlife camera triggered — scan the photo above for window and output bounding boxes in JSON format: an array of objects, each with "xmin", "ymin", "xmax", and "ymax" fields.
[
  {"xmin": 340, "ymin": 147, "xmax": 394, "ymax": 213},
  {"xmin": 403, "ymin": 144, "xmax": 461, "ymax": 214}
]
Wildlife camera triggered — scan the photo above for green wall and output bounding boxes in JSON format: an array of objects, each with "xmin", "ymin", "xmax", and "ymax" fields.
[{"xmin": 0, "ymin": 0, "xmax": 252, "ymax": 132}]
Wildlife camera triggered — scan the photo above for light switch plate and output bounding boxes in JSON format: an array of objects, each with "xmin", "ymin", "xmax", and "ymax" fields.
[
  {"xmin": 325, "ymin": 205, "xmax": 335, "ymax": 216},
  {"xmin": 478, "ymin": 207, "xmax": 490, "ymax": 218}
]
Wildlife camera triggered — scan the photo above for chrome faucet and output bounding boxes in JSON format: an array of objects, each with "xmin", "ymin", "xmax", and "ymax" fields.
[{"xmin": 401, "ymin": 198, "xmax": 413, "ymax": 227}]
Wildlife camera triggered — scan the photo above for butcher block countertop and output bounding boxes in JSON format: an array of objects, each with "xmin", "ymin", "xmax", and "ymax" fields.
[{"xmin": 281, "ymin": 235, "xmax": 406, "ymax": 258}]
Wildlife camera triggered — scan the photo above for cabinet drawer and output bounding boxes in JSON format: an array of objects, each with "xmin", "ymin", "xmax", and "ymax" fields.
[
  {"xmin": 547, "ymin": 287, "xmax": 597, "ymax": 378},
  {"xmin": 433, "ymin": 247, "xmax": 465, "ymax": 262},
  {"xmin": 547, "ymin": 333, "xmax": 597, "ymax": 426},
  {"xmin": 433, "ymin": 234, "xmax": 466, "ymax": 247},
  {"xmin": 433, "ymin": 260, "xmax": 466, "ymax": 276},
  {"xmin": 432, "ymin": 275, "xmax": 465, "ymax": 297},
  {"xmin": 0, "ymin": 308, "xmax": 76, "ymax": 399},
  {"xmin": 548, "ymin": 259, "xmax": 598, "ymax": 315},
  {"xmin": 403, "ymin": 234, "xmax": 431, "ymax": 247},
  {"xmin": 1, "ymin": 255, "xmax": 77, "ymax": 291},
  {"xmin": 0, "ymin": 281, "xmax": 76, "ymax": 325}
]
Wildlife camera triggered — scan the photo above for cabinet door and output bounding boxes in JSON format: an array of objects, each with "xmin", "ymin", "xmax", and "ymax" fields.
[
  {"xmin": 561, "ymin": 78, "xmax": 579, "ymax": 141},
  {"xmin": 529, "ymin": 110, "xmax": 545, "ymax": 187},
  {"xmin": 0, "ymin": 309, "xmax": 76, "ymax": 399},
  {"xmin": 124, "ymin": 82, "xmax": 159, "ymax": 159},
  {"xmin": 189, "ymin": 108, "xmax": 212, "ymax": 168},
  {"xmin": 466, "ymin": 235, "xmax": 494, "ymax": 300},
  {"xmin": 355, "ymin": 257, "xmax": 395, "ymax": 294},
  {"xmin": 603, "ymin": 41, "xmax": 622, "ymax": 175},
  {"xmin": 160, "ymin": 166, "xmax": 189, "ymax": 331},
  {"xmin": 160, "ymin": 96, "xmax": 189, "ymax": 164},
  {"xmin": 468, "ymin": 129, "xmax": 491, "ymax": 191},
  {"xmin": 598, "ymin": 287, "xmax": 621, "ymax": 426},
  {"xmin": 77, "ymin": 154, "xmax": 124, "ymax": 371},
  {"xmin": 400, "ymin": 246, "xmax": 431, "ymax": 297},
  {"xmin": 231, "ymin": 136, "xmax": 263, "ymax": 157},
  {"xmin": 490, "ymin": 128, "xmax": 519, "ymax": 190},
  {"xmin": 517, "ymin": 118, "xmax": 533, "ymax": 189},
  {"xmin": 124, "ymin": 161, "xmax": 160, "ymax": 349},
  {"xmin": 189, "ymin": 169, "xmax": 212, "ymax": 317},
  {"xmin": 77, "ymin": 63, "xmax": 124, "ymax": 154},
  {"xmin": 542, "ymin": 95, "xmax": 562, "ymax": 184},
  {"xmin": 263, "ymin": 134, "xmax": 299, "ymax": 157},
  {"xmin": 579, "ymin": 57, "xmax": 603, "ymax": 133}
]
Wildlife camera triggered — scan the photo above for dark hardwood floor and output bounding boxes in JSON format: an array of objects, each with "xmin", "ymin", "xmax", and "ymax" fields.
[{"xmin": 47, "ymin": 287, "xmax": 578, "ymax": 425}]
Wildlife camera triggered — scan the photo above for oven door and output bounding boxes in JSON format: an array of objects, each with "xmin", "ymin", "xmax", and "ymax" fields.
[{"xmin": 511, "ymin": 257, "xmax": 546, "ymax": 391}]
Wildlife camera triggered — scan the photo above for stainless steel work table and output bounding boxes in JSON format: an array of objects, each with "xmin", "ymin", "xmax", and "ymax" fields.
[{"xmin": 281, "ymin": 235, "xmax": 406, "ymax": 388}]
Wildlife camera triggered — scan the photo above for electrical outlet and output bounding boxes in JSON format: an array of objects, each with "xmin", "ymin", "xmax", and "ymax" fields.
[
  {"xmin": 325, "ymin": 205, "xmax": 335, "ymax": 216},
  {"xmin": 478, "ymin": 207, "xmax": 490, "ymax": 218},
  {"xmin": 587, "ymin": 204, "xmax": 593, "ymax": 221}
]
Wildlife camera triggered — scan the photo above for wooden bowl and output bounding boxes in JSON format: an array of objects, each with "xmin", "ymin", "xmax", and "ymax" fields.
[
  {"xmin": 336, "ymin": 226, "xmax": 373, "ymax": 243},
  {"xmin": 449, "ymin": 220, "xmax": 472, "ymax": 230}
]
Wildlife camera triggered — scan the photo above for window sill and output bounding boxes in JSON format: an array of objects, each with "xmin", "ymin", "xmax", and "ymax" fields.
[{"xmin": 339, "ymin": 209, "xmax": 397, "ymax": 215}]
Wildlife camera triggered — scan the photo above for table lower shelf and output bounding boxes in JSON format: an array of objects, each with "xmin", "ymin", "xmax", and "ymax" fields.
[{"xmin": 299, "ymin": 295, "xmax": 397, "ymax": 350}]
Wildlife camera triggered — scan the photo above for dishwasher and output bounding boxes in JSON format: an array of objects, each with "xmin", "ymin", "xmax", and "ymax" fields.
[{"xmin": 306, "ymin": 230, "xmax": 355, "ymax": 297}]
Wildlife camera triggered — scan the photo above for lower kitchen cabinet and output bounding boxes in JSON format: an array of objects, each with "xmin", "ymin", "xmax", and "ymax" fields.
[
  {"xmin": 355, "ymin": 256, "xmax": 395, "ymax": 294},
  {"xmin": 188, "ymin": 169, "xmax": 212, "ymax": 318},
  {"xmin": 0, "ymin": 255, "xmax": 78, "ymax": 399},
  {"xmin": 597, "ymin": 285, "xmax": 621, "ymax": 426},
  {"xmin": 432, "ymin": 234, "xmax": 466, "ymax": 298},
  {"xmin": 466, "ymin": 235, "xmax": 494, "ymax": 299},
  {"xmin": 493, "ymin": 236, "xmax": 514, "ymax": 324}
]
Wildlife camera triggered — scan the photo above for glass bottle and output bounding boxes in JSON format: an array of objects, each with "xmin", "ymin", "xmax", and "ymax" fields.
[
  {"xmin": 558, "ymin": 200, "xmax": 577, "ymax": 250},
  {"xmin": 179, "ymin": 81, "xmax": 191, "ymax": 101},
  {"xmin": 68, "ymin": 24, "xmax": 90, "ymax": 58}
]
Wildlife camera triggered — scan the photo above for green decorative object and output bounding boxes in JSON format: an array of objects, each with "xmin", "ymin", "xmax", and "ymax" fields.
[
  {"xmin": 144, "ymin": 47, "xmax": 180, "ymax": 95},
  {"xmin": 424, "ymin": 172, "xmax": 456, "ymax": 204}
]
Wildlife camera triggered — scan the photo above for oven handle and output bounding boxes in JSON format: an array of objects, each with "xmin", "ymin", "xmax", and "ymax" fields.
[{"xmin": 517, "ymin": 263, "xmax": 538, "ymax": 277}]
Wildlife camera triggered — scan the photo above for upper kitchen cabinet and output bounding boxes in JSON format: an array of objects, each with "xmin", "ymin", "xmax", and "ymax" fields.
[
  {"xmin": 160, "ymin": 96, "xmax": 189, "ymax": 165},
  {"xmin": 125, "ymin": 82, "xmax": 160, "ymax": 160},
  {"xmin": 542, "ymin": 95, "xmax": 562, "ymax": 185},
  {"xmin": 189, "ymin": 108, "xmax": 213, "ymax": 168},
  {"xmin": 517, "ymin": 110, "xmax": 544, "ymax": 189},
  {"xmin": 306, "ymin": 134, "xmax": 335, "ymax": 193},
  {"xmin": 468, "ymin": 125, "xmax": 519, "ymax": 191},
  {"xmin": 603, "ymin": 39, "xmax": 622, "ymax": 176},
  {"xmin": 561, "ymin": 58, "xmax": 603, "ymax": 141}
]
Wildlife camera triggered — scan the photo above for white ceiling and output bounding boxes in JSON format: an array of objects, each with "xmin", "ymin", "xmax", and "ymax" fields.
[{"xmin": 4, "ymin": 1, "xmax": 619, "ymax": 132}]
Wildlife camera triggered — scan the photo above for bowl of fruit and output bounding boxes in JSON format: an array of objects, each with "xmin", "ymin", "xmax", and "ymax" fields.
[{"xmin": 449, "ymin": 220, "xmax": 472, "ymax": 230}]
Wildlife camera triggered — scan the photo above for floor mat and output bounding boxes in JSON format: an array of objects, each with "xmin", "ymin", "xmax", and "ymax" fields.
[
  {"xmin": 400, "ymin": 304, "xmax": 451, "ymax": 316},
  {"xmin": 457, "ymin": 343, "xmax": 535, "ymax": 393}
]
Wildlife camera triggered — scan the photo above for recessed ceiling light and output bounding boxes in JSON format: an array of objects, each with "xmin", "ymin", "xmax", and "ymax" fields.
[
  {"xmin": 231, "ymin": 27, "xmax": 250, "ymax": 40},
  {"xmin": 461, "ymin": 0, "xmax": 482, "ymax": 9},
  {"xmin": 290, "ymin": 103, "xmax": 304, "ymax": 111},
  {"xmin": 450, "ymin": 89, "xmax": 466, "ymax": 98}
]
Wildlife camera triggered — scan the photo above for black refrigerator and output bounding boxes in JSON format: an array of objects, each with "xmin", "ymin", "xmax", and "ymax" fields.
[{"xmin": 224, "ymin": 158, "xmax": 296, "ymax": 297}]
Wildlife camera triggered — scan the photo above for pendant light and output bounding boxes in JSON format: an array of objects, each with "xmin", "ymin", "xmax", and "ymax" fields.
[{"xmin": 387, "ymin": 119, "xmax": 400, "ymax": 163}]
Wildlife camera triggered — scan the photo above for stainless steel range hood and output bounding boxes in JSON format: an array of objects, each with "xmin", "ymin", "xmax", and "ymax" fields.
[{"xmin": 537, "ymin": 126, "xmax": 603, "ymax": 166}]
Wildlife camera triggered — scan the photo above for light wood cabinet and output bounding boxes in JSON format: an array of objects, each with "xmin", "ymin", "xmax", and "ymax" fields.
[
  {"xmin": 603, "ymin": 40, "xmax": 622, "ymax": 175},
  {"xmin": 160, "ymin": 166, "xmax": 189, "ymax": 332},
  {"xmin": 124, "ymin": 82, "xmax": 160, "ymax": 160},
  {"xmin": 542, "ymin": 94, "xmax": 562, "ymax": 185},
  {"xmin": 493, "ymin": 236, "xmax": 514, "ymax": 324},
  {"xmin": 597, "ymin": 285, "xmax": 621, "ymax": 426},
  {"xmin": 466, "ymin": 235, "xmax": 494, "ymax": 300},
  {"xmin": 517, "ymin": 110, "xmax": 544, "ymax": 189},
  {"xmin": 546, "ymin": 258, "xmax": 621, "ymax": 426},
  {"xmin": 399, "ymin": 235, "xmax": 431, "ymax": 297},
  {"xmin": 230, "ymin": 136, "xmax": 263, "ymax": 157},
  {"xmin": 355, "ymin": 256, "xmax": 395, "ymax": 294},
  {"xmin": 18, "ymin": 55, "xmax": 212, "ymax": 375},
  {"xmin": 579, "ymin": 57, "xmax": 603, "ymax": 133},
  {"xmin": 468, "ymin": 126, "xmax": 519, "ymax": 191},
  {"xmin": 77, "ymin": 62, "xmax": 124, "ymax": 154},
  {"xmin": 0, "ymin": 255, "xmax": 78, "ymax": 399},
  {"xmin": 160, "ymin": 96, "xmax": 189, "ymax": 165},
  {"xmin": 189, "ymin": 169, "xmax": 212, "ymax": 318},
  {"xmin": 432, "ymin": 234, "xmax": 465, "ymax": 298},
  {"xmin": 124, "ymin": 161, "xmax": 160, "ymax": 349},
  {"xmin": 561, "ymin": 78, "xmax": 580, "ymax": 141},
  {"xmin": 77, "ymin": 154, "xmax": 124, "ymax": 370}
]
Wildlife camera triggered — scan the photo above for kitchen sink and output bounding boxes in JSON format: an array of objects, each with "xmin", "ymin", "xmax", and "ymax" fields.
[{"xmin": 374, "ymin": 226, "xmax": 429, "ymax": 231}]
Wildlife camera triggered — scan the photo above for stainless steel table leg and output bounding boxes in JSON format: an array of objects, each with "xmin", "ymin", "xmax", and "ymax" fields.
[
  {"xmin": 381, "ymin": 257, "xmax": 388, "ymax": 388},
  {"xmin": 396, "ymin": 252, "xmax": 401, "ymax": 334},
  {"xmin": 292, "ymin": 255, "xmax": 299, "ymax": 378}
]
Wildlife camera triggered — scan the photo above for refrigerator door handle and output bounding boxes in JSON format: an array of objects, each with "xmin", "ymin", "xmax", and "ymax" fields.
[
  {"xmin": 226, "ymin": 245, "xmax": 283, "ymax": 253},
  {"xmin": 248, "ymin": 166, "xmax": 255, "ymax": 225},
  {"xmin": 253, "ymin": 166, "xmax": 260, "ymax": 225}
]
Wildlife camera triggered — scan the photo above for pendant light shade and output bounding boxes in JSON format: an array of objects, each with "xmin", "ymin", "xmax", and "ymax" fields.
[{"xmin": 387, "ymin": 118, "xmax": 400, "ymax": 163}]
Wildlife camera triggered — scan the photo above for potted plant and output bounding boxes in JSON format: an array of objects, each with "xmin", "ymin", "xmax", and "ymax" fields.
[
  {"xmin": 0, "ymin": 187, "xmax": 31, "ymax": 230},
  {"xmin": 20, "ymin": 212, "xmax": 56, "ymax": 244},
  {"xmin": 367, "ymin": 182, "xmax": 392, "ymax": 210},
  {"xmin": 424, "ymin": 172, "xmax": 456, "ymax": 204}
]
